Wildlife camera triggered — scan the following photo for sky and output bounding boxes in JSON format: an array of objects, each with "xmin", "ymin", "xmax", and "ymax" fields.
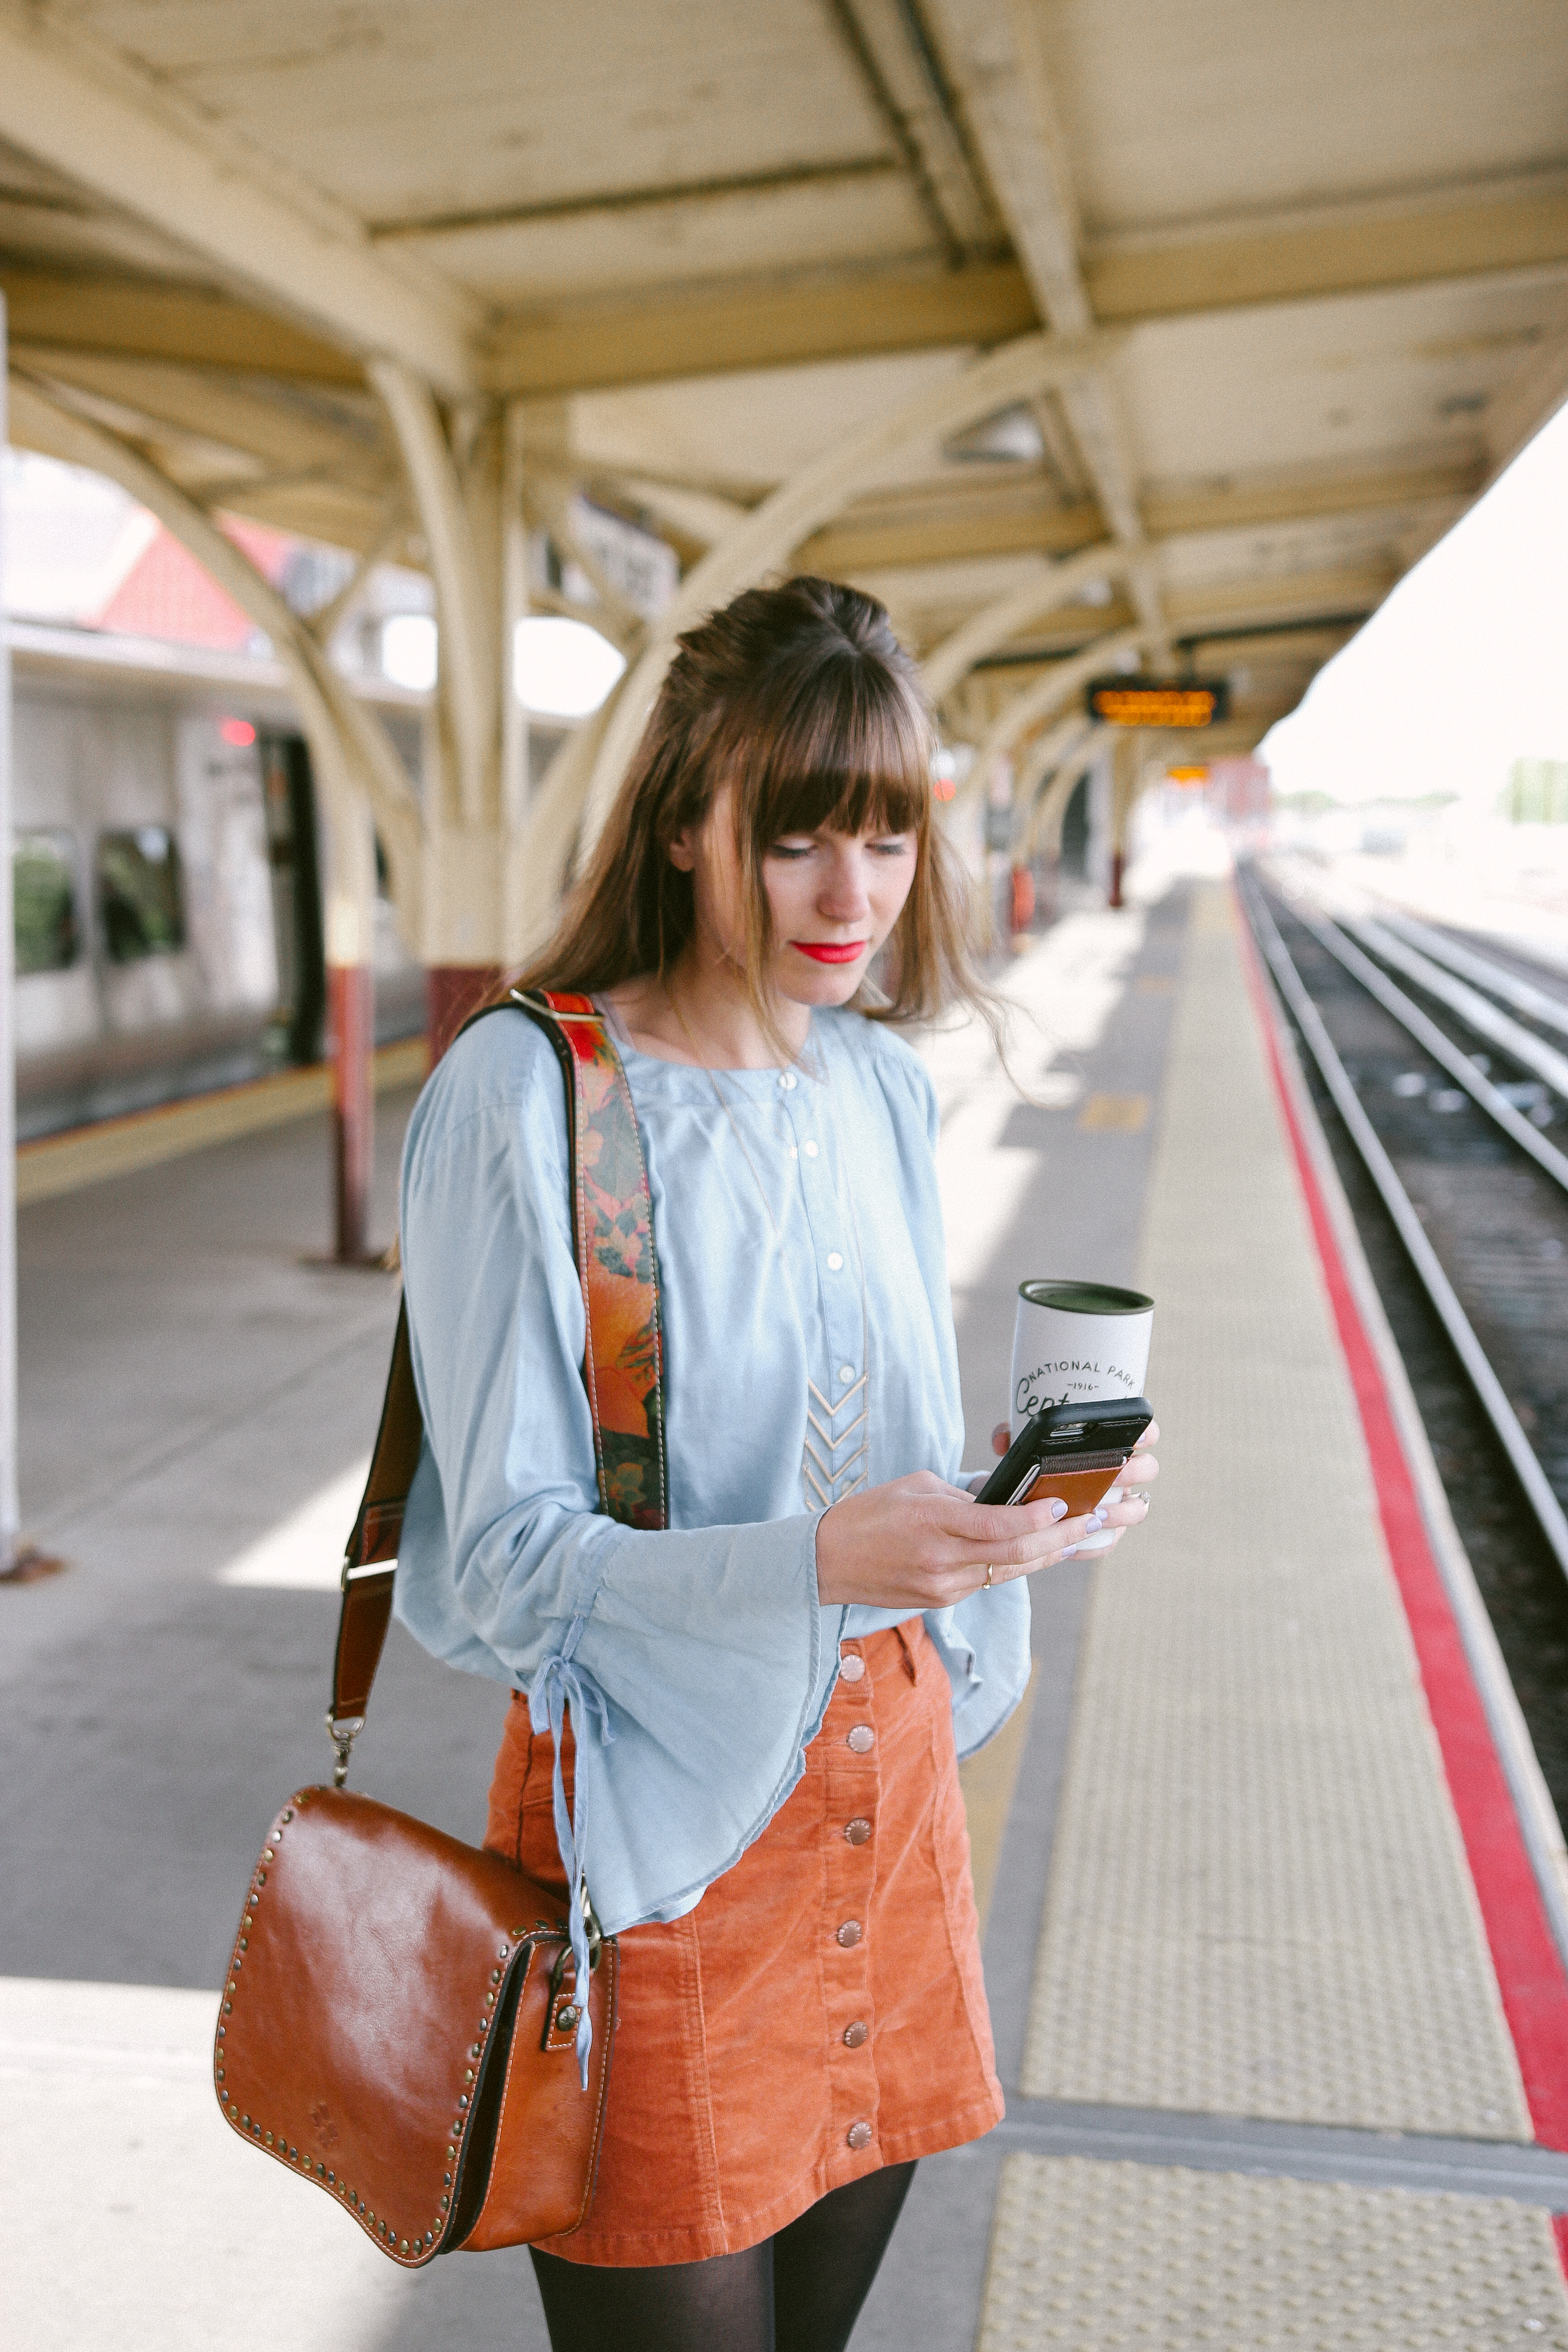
[{"xmin": 1259, "ymin": 398, "xmax": 1568, "ymax": 807}]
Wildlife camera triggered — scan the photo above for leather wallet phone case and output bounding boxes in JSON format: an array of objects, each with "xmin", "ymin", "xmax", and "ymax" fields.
[{"xmin": 212, "ymin": 993, "xmax": 665, "ymax": 2266}]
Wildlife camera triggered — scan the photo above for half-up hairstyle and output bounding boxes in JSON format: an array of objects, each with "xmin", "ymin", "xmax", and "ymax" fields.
[{"xmin": 512, "ymin": 575, "xmax": 987, "ymax": 1052}]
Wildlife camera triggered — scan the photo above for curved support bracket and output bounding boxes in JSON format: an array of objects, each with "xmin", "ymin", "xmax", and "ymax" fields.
[
  {"xmin": 575, "ymin": 330, "xmax": 1114, "ymax": 850},
  {"xmin": 368, "ymin": 358, "xmax": 497, "ymax": 828},
  {"xmin": 921, "ymin": 542, "xmax": 1124, "ymax": 706},
  {"xmin": 9, "ymin": 372, "xmax": 425, "ymax": 954},
  {"xmin": 975, "ymin": 623, "xmax": 1162, "ymax": 771}
]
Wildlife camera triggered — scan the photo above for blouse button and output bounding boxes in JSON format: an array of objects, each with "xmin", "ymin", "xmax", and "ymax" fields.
[
  {"xmin": 838, "ymin": 1654, "xmax": 865, "ymax": 1682},
  {"xmin": 827, "ymin": 1251, "xmax": 843, "ymax": 1270},
  {"xmin": 847, "ymin": 2121, "xmax": 874, "ymax": 2150},
  {"xmin": 836, "ymin": 1920, "xmax": 862, "ymax": 1948},
  {"xmin": 804, "ymin": 1141, "xmax": 819, "ymax": 1158},
  {"xmin": 843, "ymin": 2020, "xmax": 869, "ymax": 2048},
  {"xmin": 844, "ymin": 1818, "xmax": 872, "ymax": 1846},
  {"xmin": 839, "ymin": 1365, "xmax": 856, "ymax": 1382},
  {"xmin": 780, "ymin": 1072, "xmax": 798, "ymax": 1089},
  {"xmin": 846, "ymin": 1725, "xmax": 875, "ymax": 1754}
]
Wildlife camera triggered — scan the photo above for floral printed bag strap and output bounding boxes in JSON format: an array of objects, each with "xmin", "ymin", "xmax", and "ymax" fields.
[
  {"xmin": 510, "ymin": 990, "xmax": 667, "ymax": 1532},
  {"xmin": 330, "ymin": 989, "xmax": 667, "ymax": 1774}
]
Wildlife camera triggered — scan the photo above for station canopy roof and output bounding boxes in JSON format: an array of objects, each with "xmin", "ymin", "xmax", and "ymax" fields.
[{"xmin": 3, "ymin": 0, "xmax": 1568, "ymax": 759}]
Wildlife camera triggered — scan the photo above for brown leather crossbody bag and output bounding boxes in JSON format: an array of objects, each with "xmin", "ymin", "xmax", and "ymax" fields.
[{"xmin": 211, "ymin": 992, "xmax": 667, "ymax": 2267}]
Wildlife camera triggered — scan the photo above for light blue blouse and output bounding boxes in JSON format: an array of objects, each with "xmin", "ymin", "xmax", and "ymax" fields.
[{"xmin": 394, "ymin": 1000, "xmax": 1032, "ymax": 1953}]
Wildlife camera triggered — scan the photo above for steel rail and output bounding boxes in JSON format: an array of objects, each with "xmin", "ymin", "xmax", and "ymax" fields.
[
  {"xmin": 1245, "ymin": 873, "xmax": 1568, "ymax": 1983},
  {"xmin": 1270, "ymin": 889, "xmax": 1568, "ymax": 1196},
  {"xmin": 1238, "ymin": 873, "xmax": 1568, "ymax": 1589},
  {"xmin": 1348, "ymin": 914, "xmax": 1568, "ymax": 1101},
  {"xmin": 1376, "ymin": 909, "xmax": 1568, "ymax": 1043}
]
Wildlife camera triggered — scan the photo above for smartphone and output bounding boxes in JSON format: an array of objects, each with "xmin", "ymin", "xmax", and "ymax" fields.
[{"xmin": 975, "ymin": 1396, "xmax": 1154, "ymax": 1516}]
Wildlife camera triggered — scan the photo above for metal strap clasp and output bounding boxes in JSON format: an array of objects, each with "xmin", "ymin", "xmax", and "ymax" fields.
[{"xmin": 325, "ymin": 1711, "xmax": 364, "ymax": 1788}]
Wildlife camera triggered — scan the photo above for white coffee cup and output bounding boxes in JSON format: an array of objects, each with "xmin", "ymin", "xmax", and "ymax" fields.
[{"xmin": 1010, "ymin": 1279, "xmax": 1154, "ymax": 1551}]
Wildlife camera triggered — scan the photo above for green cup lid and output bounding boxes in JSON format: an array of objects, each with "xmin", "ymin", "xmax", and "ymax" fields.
[{"xmin": 1018, "ymin": 1279, "xmax": 1153, "ymax": 1315}]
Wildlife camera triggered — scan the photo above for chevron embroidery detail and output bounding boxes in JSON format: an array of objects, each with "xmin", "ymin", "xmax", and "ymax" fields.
[{"xmin": 803, "ymin": 1374, "xmax": 870, "ymax": 1508}]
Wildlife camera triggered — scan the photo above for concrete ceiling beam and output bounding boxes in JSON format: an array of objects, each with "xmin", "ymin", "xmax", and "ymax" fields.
[
  {"xmin": 6, "ymin": 179, "xmax": 1566, "ymax": 407},
  {"xmin": 1085, "ymin": 172, "xmax": 1568, "ymax": 324},
  {"xmin": 480, "ymin": 259, "xmax": 1038, "ymax": 397},
  {"xmin": 798, "ymin": 490, "xmax": 1103, "ymax": 573},
  {"xmin": 0, "ymin": 271, "xmax": 367, "ymax": 384},
  {"xmin": 823, "ymin": 0, "xmax": 1000, "ymax": 259},
  {"xmin": 921, "ymin": 0, "xmax": 1169, "ymax": 658},
  {"xmin": 799, "ymin": 453, "xmax": 1476, "ymax": 579},
  {"xmin": 0, "ymin": 14, "xmax": 478, "ymax": 393}
]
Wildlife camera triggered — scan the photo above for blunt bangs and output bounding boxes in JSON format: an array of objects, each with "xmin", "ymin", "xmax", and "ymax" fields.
[
  {"xmin": 728, "ymin": 643, "xmax": 932, "ymax": 850},
  {"xmin": 510, "ymin": 575, "xmax": 997, "ymax": 1059}
]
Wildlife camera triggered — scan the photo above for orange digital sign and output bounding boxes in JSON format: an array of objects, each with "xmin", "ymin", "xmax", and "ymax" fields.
[{"xmin": 1086, "ymin": 678, "xmax": 1228, "ymax": 728}]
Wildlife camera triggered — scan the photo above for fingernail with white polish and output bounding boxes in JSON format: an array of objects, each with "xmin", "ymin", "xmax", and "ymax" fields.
[
  {"xmin": 1049, "ymin": 1499, "xmax": 1069, "ymax": 1521},
  {"xmin": 1085, "ymin": 1509, "xmax": 1106, "ymax": 1531},
  {"xmin": 1059, "ymin": 1544, "xmax": 1079, "ymax": 1558}
]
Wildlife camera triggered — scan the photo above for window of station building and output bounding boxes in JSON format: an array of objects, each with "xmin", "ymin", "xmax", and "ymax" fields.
[
  {"xmin": 14, "ymin": 830, "xmax": 80, "ymax": 975},
  {"xmin": 95, "ymin": 825, "xmax": 187, "ymax": 964}
]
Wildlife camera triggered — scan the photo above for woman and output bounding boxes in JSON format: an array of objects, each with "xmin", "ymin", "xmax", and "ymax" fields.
[{"xmin": 395, "ymin": 577, "xmax": 1157, "ymax": 2351}]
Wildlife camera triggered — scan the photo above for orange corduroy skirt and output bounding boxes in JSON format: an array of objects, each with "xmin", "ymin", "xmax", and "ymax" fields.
[{"xmin": 482, "ymin": 1617, "xmax": 1004, "ymax": 2266}]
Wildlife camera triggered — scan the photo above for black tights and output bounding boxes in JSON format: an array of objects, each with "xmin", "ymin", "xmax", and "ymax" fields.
[{"xmin": 530, "ymin": 2161, "xmax": 917, "ymax": 2352}]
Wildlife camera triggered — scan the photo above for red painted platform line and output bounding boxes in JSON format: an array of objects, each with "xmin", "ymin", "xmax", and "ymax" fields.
[{"xmin": 1234, "ymin": 896, "xmax": 1568, "ymax": 2261}]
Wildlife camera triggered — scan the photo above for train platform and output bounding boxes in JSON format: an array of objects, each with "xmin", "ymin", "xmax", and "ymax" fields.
[{"xmin": 6, "ymin": 856, "xmax": 1568, "ymax": 2350}]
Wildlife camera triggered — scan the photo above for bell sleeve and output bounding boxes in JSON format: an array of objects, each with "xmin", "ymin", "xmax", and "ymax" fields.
[{"xmin": 393, "ymin": 1015, "xmax": 842, "ymax": 1944}]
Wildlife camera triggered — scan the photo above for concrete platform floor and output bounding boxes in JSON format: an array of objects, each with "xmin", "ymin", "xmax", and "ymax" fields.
[{"xmin": 5, "ymin": 845, "xmax": 1566, "ymax": 2349}]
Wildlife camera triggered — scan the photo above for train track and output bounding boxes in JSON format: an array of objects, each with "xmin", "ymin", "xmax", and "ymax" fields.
[{"xmin": 1237, "ymin": 861, "xmax": 1568, "ymax": 1903}]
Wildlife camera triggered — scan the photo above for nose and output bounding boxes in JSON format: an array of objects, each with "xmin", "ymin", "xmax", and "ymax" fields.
[{"xmin": 818, "ymin": 843, "xmax": 872, "ymax": 921}]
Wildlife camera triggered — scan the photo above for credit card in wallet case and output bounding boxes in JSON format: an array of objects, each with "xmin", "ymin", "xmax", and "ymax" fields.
[{"xmin": 976, "ymin": 1396, "xmax": 1153, "ymax": 1513}]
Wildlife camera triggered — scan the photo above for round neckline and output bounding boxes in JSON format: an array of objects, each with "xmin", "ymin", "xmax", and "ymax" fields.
[{"xmin": 597, "ymin": 993, "xmax": 823, "ymax": 1081}]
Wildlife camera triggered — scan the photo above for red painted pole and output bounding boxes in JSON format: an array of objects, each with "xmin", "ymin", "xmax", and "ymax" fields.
[
  {"xmin": 327, "ymin": 962, "xmax": 375, "ymax": 1263},
  {"xmin": 426, "ymin": 964, "xmax": 503, "ymax": 1065}
]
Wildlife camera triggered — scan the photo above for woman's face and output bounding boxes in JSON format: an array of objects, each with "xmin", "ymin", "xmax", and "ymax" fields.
[{"xmin": 673, "ymin": 783, "xmax": 919, "ymax": 1009}]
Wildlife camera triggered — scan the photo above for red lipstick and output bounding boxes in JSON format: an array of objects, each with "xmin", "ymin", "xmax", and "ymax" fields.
[{"xmin": 790, "ymin": 940, "xmax": 868, "ymax": 965}]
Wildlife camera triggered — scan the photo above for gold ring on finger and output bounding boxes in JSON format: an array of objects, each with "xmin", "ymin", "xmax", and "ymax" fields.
[{"xmin": 983, "ymin": 1563, "xmax": 995, "ymax": 1590}]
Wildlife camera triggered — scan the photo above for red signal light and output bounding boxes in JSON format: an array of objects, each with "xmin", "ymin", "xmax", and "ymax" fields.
[{"xmin": 220, "ymin": 717, "xmax": 257, "ymax": 747}]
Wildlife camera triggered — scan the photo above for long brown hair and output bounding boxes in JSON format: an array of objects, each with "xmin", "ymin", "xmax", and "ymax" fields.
[{"xmin": 512, "ymin": 576, "xmax": 989, "ymax": 1051}]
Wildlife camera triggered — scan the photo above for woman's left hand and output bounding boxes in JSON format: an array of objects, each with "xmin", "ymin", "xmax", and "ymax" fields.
[{"xmin": 971, "ymin": 1419, "xmax": 1161, "ymax": 1554}]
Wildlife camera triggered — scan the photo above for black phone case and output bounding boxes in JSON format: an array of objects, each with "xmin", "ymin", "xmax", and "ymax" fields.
[{"xmin": 977, "ymin": 1396, "xmax": 1153, "ymax": 1508}]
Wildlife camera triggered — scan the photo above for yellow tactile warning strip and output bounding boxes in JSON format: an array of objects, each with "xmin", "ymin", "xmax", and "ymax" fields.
[
  {"xmin": 978, "ymin": 2155, "xmax": 1568, "ymax": 2349},
  {"xmin": 1020, "ymin": 882, "xmax": 1530, "ymax": 2136},
  {"xmin": 17, "ymin": 1036, "xmax": 428, "ymax": 1207}
]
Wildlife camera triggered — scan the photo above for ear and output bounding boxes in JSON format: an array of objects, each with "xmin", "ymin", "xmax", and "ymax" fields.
[{"xmin": 667, "ymin": 829, "xmax": 696, "ymax": 873}]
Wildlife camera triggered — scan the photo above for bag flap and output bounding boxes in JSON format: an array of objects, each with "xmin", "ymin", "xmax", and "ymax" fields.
[{"xmin": 212, "ymin": 1788, "xmax": 612, "ymax": 2266}]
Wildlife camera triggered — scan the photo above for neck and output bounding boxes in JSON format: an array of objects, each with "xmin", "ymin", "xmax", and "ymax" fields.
[
  {"xmin": 665, "ymin": 941, "xmax": 810, "ymax": 1069},
  {"xmin": 606, "ymin": 938, "xmax": 811, "ymax": 1069}
]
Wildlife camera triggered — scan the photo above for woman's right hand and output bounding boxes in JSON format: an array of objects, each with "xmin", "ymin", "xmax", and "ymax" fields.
[{"xmin": 814, "ymin": 1472, "xmax": 1099, "ymax": 1611}]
